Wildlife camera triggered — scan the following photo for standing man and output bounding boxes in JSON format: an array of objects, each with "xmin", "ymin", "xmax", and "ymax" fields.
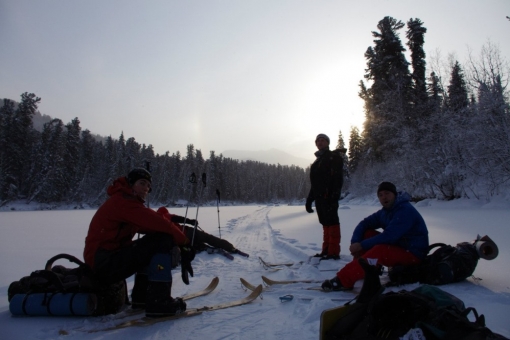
[
  {"xmin": 306, "ymin": 133, "xmax": 344, "ymax": 260},
  {"xmin": 84, "ymin": 168, "xmax": 194, "ymax": 317},
  {"xmin": 322, "ymin": 182, "xmax": 429, "ymax": 291}
]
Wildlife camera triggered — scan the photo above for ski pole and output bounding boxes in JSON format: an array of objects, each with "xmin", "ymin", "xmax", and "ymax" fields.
[
  {"xmin": 216, "ymin": 189, "xmax": 222, "ymax": 239},
  {"xmin": 182, "ymin": 173, "xmax": 197, "ymax": 233},
  {"xmin": 145, "ymin": 161, "xmax": 151, "ymax": 208},
  {"xmin": 191, "ymin": 173, "xmax": 206, "ymax": 246}
]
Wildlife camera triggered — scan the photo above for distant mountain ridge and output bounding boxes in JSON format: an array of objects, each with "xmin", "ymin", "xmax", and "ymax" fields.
[{"xmin": 222, "ymin": 148, "xmax": 311, "ymax": 169}]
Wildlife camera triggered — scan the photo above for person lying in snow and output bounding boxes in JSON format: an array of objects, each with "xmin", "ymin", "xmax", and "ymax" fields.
[
  {"xmin": 156, "ymin": 206, "xmax": 248, "ymax": 256},
  {"xmin": 322, "ymin": 181, "xmax": 429, "ymax": 291},
  {"xmin": 83, "ymin": 168, "xmax": 193, "ymax": 317}
]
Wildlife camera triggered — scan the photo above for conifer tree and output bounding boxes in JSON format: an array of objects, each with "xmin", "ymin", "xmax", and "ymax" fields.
[
  {"xmin": 406, "ymin": 18, "xmax": 428, "ymax": 109},
  {"xmin": 0, "ymin": 99, "xmax": 16, "ymax": 200},
  {"xmin": 348, "ymin": 126, "xmax": 363, "ymax": 174},
  {"xmin": 446, "ymin": 61, "xmax": 469, "ymax": 112},
  {"xmin": 5, "ymin": 93, "xmax": 41, "ymax": 198},
  {"xmin": 360, "ymin": 16, "xmax": 412, "ymax": 158},
  {"xmin": 64, "ymin": 118, "xmax": 82, "ymax": 201},
  {"xmin": 427, "ymin": 71, "xmax": 444, "ymax": 113}
]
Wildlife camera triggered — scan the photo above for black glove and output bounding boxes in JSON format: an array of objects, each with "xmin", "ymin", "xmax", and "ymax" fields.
[
  {"xmin": 305, "ymin": 197, "xmax": 314, "ymax": 213},
  {"xmin": 186, "ymin": 219, "xmax": 198, "ymax": 226},
  {"xmin": 180, "ymin": 246, "xmax": 195, "ymax": 285}
]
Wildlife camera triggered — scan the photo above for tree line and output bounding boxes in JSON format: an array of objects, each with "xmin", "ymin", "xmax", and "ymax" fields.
[
  {"xmin": 346, "ymin": 16, "xmax": 509, "ymax": 200},
  {"xmin": 0, "ymin": 94, "xmax": 309, "ymax": 207},
  {"xmin": 2, "ymin": 16, "xmax": 509, "ymax": 207}
]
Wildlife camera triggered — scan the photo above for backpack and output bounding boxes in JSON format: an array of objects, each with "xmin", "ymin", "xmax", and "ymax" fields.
[
  {"xmin": 388, "ymin": 235, "xmax": 498, "ymax": 286},
  {"xmin": 324, "ymin": 284, "xmax": 507, "ymax": 340},
  {"xmin": 8, "ymin": 253, "xmax": 127, "ymax": 316}
]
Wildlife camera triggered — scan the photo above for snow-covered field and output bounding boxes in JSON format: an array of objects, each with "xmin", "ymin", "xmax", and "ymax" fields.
[{"xmin": 1, "ymin": 197, "xmax": 509, "ymax": 339}]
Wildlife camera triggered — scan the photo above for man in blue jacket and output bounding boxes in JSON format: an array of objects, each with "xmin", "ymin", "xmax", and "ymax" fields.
[{"xmin": 322, "ymin": 182, "xmax": 429, "ymax": 291}]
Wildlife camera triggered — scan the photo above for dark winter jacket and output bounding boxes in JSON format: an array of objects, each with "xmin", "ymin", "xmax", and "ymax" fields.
[
  {"xmin": 307, "ymin": 148, "xmax": 344, "ymax": 201},
  {"xmin": 351, "ymin": 192, "xmax": 429, "ymax": 259},
  {"xmin": 83, "ymin": 177, "xmax": 188, "ymax": 269}
]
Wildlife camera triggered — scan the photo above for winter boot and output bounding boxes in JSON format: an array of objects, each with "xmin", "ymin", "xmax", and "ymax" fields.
[
  {"xmin": 321, "ymin": 254, "xmax": 340, "ymax": 260},
  {"xmin": 357, "ymin": 258, "xmax": 384, "ymax": 303},
  {"xmin": 145, "ymin": 252, "xmax": 185, "ymax": 317},
  {"xmin": 145, "ymin": 281, "xmax": 186, "ymax": 318},
  {"xmin": 131, "ymin": 272, "xmax": 148, "ymax": 309},
  {"xmin": 321, "ymin": 276, "xmax": 352, "ymax": 292}
]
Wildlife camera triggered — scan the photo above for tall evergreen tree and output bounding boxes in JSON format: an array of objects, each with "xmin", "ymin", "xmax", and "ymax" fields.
[
  {"xmin": 64, "ymin": 118, "xmax": 82, "ymax": 201},
  {"xmin": 406, "ymin": 18, "xmax": 428, "ymax": 109},
  {"xmin": 0, "ymin": 99, "xmax": 16, "ymax": 201},
  {"xmin": 347, "ymin": 126, "xmax": 363, "ymax": 174},
  {"xmin": 446, "ymin": 61, "xmax": 470, "ymax": 112},
  {"xmin": 427, "ymin": 71, "xmax": 444, "ymax": 113},
  {"xmin": 360, "ymin": 16, "xmax": 412, "ymax": 158},
  {"xmin": 4, "ymin": 93, "xmax": 41, "ymax": 199},
  {"xmin": 335, "ymin": 130, "xmax": 346, "ymax": 150}
]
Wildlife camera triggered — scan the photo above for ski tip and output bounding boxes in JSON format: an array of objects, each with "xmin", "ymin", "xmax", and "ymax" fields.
[
  {"xmin": 251, "ymin": 284, "xmax": 263, "ymax": 297},
  {"xmin": 261, "ymin": 275, "xmax": 275, "ymax": 286}
]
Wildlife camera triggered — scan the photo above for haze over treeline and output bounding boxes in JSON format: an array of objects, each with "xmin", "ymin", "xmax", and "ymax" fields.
[{"xmin": 1, "ymin": 16, "xmax": 509, "ymax": 208}]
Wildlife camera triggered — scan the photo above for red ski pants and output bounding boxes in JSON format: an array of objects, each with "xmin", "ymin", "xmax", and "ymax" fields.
[{"xmin": 337, "ymin": 230, "xmax": 420, "ymax": 288}]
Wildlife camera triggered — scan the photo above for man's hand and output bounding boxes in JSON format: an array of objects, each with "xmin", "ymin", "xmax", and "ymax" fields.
[
  {"xmin": 349, "ymin": 243, "xmax": 363, "ymax": 257},
  {"xmin": 185, "ymin": 218, "xmax": 198, "ymax": 226},
  {"xmin": 180, "ymin": 246, "xmax": 196, "ymax": 285},
  {"xmin": 305, "ymin": 197, "xmax": 314, "ymax": 213}
]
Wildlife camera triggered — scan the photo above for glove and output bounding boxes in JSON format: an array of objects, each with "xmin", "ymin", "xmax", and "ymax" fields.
[
  {"xmin": 305, "ymin": 197, "xmax": 314, "ymax": 213},
  {"xmin": 180, "ymin": 246, "xmax": 196, "ymax": 285},
  {"xmin": 186, "ymin": 218, "xmax": 198, "ymax": 226}
]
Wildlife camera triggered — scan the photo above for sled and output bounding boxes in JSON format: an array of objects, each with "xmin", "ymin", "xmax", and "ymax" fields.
[{"xmin": 319, "ymin": 304, "xmax": 352, "ymax": 340}]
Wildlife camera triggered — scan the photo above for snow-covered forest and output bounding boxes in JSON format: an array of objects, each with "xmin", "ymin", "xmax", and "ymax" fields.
[
  {"xmin": 1, "ymin": 16, "xmax": 509, "ymax": 208},
  {"xmin": 348, "ymin": 17, "xmax": 510, "ymax": 200}
]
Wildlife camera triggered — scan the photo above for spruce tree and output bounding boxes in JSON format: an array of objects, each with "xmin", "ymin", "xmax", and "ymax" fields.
[
  {"xmin": 446, "ymin": 61, "xmax": 469, "ymax": 112},
  {"xmin": 348, "ymin": 126, "xmax": 363, "ymax": 174},
  {"xmin": 5, "ymin": 93, "xmax": 41, "ymax": 199},
  {"xmin": 361, "ymin": 16, "xmax": 412, "ymax": 159},
  {"xmin": 406, "ymin": 18, "xmax": 428, "ymax": 109}
]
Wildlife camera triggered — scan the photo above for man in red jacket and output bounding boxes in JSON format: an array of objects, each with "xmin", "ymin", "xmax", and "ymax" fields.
[{"xmin": 83, "ymin": 168, "xmax": 193, "ymax": 317}]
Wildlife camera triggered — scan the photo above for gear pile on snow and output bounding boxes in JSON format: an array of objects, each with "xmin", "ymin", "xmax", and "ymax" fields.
[
  {"xmin": 8, "ymin": 254, "xmax": 127, "ymax": 316},
  {"xmin": 387, "ymin": 235, "xmax": 499, "ymax": 286}
]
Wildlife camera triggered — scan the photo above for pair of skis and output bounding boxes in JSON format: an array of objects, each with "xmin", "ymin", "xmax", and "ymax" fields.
[
  {"xmin": 239, "ymin": 277, "xmax": 355, "ymax": 302},
  {"xmin": 96, "ymin": 285, "xmax": 263, "ymax": 331},
  {"xmin": 60, "ymin": 276, "xmax": 262, "ymax": 334},
  {"xmin": 258, "ymin": 257, "xmax": 296, "ymax": 271},
  {"xmin": 258, "ymin": 256, "xmax": 336, "ymax": 272},
  {"xmin": 240, "ymin": 275, "xmax": 326, "ymax": 291}
]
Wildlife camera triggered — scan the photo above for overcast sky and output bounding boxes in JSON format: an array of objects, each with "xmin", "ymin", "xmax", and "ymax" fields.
[{"xmin": 1, "ymin": 1, "xmax": 509, "ymax": 161}]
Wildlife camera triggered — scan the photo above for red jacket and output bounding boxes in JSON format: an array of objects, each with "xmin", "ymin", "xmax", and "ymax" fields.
[
  {"xmin": 83, "ymin": 177, "xmax": 188, "ymax": 269},
  {"xmin": 156, "ymin": 206, "xmax": 179, "ymax": 223}
]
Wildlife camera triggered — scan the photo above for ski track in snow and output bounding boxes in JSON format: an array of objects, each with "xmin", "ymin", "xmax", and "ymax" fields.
[
  {"xmin": 45, "ymin": 206, "xmax": 348, "ymax": 339},
  {"xmin": 5, "ymin": 204, "xmax": 509, "ymax": 338}
]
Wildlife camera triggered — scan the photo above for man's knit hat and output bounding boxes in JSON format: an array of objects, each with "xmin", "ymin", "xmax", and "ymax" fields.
[
  {"xmin": 315, "ymin": 133, "xmax": 330, "ymax": 144},
  {"xmin": 377, "ymin": 181, "xmax": 397, "ymax": 196},
  {"xmin": 127, "ymin": 168, "xmax": 152, "ymax": 186}
]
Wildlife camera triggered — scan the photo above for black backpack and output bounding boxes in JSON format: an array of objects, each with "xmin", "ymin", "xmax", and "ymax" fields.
[
  {"xmin": 8, "ymin": 253, "xmax": 127, "ymax": 316},
  {"xmin": 388, "ymin": 235, "xmax": 498, "ymax": 286},
  {"xmin": 325, "ymin": 285, "xmax": 508, "ymax": 340}
]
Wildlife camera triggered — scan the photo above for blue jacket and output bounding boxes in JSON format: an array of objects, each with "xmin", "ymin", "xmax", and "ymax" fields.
[{"xmin": 351, "ymin": 192, "xmax": 429, "ymax": 259}]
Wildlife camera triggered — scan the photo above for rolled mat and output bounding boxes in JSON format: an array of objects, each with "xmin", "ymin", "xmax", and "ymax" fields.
[
  {"xmin": 9, "ymin": 292, "xmax": 97, "ymax": 316},
  {"xmin": 475, "ymin": 237, "xmax": 499, "ymax": 260}
]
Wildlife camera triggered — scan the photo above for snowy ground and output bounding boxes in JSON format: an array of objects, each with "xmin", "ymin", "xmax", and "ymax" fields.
[{"xmin": 1, "ymin": 197, "xmax": 510, "ymax": 339}]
